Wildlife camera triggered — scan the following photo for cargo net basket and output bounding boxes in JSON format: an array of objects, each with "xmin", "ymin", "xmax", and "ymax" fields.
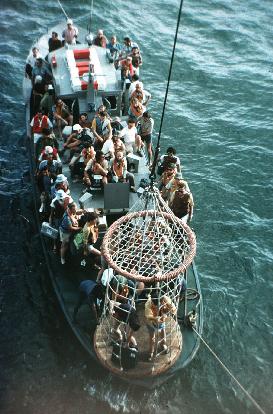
[
  {"xmin": 102, "ymin": 187, "xmax": 196, "ymax": 283},
  {"xmin": 94, "ymin": 187, "xmax": 197, "ymax": 373}
]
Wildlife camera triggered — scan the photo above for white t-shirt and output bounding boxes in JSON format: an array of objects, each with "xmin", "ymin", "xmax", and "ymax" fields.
[
  {"xmin": 102, "ymin": 139, "xmax": 114, "ymax": 155},
  {"xmin": 119, "ymin": 126, "xmax": 137, "ymax": 144}
]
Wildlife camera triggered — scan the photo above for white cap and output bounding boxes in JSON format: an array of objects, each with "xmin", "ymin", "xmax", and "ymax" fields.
[
  {"xmin": 45, "ymin": 146, "xmax": 53, "ymax": 155},
  {"xmin": 73, "ymin": 124, "xmax": 82, "ymax": 132},
  {"xmin": 55, "ymin": 174, "xmax": 67, "ymax": 183},
  {"xmin": 48, "ymin": 84, "xmax": 54, "ymax": 90},
  {"xmin": 67, "ymin": 18, "xmax": 73, "ymax": 25},
  {"xmin": 56, "ymin": 189, "xmax": 67, "ymax": 200}
]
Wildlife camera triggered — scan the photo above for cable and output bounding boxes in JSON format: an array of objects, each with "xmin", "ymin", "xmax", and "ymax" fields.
[
  {"xmin": 149, "ymin": 0, "xmax": 185, "ymax": 182},
  {"xmin": 57, "ymin": 0, "xmax": 69, "ymax": 20},
  {"xmin": 192, "ymin": 327, "xmax": 267, "ymax": 414}
]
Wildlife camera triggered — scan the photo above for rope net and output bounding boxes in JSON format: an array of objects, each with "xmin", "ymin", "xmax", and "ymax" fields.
[{"xmin": 95, "ymin": 187, "xmax": 196, "ymax": 374}]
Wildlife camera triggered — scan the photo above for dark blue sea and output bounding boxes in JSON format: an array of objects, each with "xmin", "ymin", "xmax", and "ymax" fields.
[{"xmin": 0, "ymin": 0, "xmax": 272, "ymax": 413}]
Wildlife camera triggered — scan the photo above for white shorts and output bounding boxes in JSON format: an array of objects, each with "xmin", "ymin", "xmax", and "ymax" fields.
[
  {"xmin": 59, "ymin": 229, "xmax": 71, "ymax": 243},
  {"xmin": 33, "ymin": 133, "xmax": 42, "ymax": 144}
]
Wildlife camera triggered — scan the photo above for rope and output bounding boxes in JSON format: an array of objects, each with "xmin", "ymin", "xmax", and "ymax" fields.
[
  {"xmin": 57, "ymin": 0, "xmax": 69, "ymax": 20},
  {"xmin": 149, "ymin": 0, "xmax": 185, "ymax": 182},
  {"xmin": 192, "ymin": 327, "xmax": 267, "ymax": 414},
  {"xmin": 89, "ymin": 0, "xmax": 94, "ymax": 31}
]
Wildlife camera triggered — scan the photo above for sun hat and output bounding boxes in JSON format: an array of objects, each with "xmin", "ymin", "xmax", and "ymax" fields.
[
  {"xmin": 73, "ymin": 124, "xmax": 83, "ymax": 133},
  {"xmin": 67, "ymin": 18, "xmax": 73, "ymax": 25},
  {"xmin": 45, "ymin": 146, "xmax": 53, "ymax": 155},
  {"xmin": 55, "ymin": 174, "xmax": 67, "ymax": 183},
  {"xmin": 56, "ymin": 189, "xmax": 67, "ymax": 200}
]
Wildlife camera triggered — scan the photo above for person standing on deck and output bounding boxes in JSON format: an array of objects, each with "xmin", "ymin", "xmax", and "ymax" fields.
[
  {"xmin": 25, "ymin": 47, "xmax": 42, "ymax": 79},
  {"xmin": 30, "ymin": 110, "xmax": 53, "ymax": 147},
  {"xmin": 62, "ymin": 19, "xmax": 78, "ymax": 45},
  {"xmin": 59, "ymin": 202, "xmax": 82, "ymax": 265},
  {"xmin": 48, "ymin": 32, "xmax": 62, "ymax": 52},
  {"xmin": 169, "ymin": 180, "xmax": 194, "ymax": 224},
  {"xmin": 138, "ymin": 111, "xmax": 154, "ymax": 166},
  {"xmin": 73, "ymin": 280, "xmax": 105, "ymax": 323},
  {"xmin": 93, "ymin": 29, "xmax": 108, "ymax": 48}
]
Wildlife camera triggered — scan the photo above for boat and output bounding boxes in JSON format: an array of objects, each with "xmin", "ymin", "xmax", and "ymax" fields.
[{"xmin": 23, "ymin": 15, "xmax": 203, "ymax": 386}]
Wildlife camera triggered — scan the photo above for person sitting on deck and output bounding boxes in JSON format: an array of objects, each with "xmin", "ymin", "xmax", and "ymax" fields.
[
  {"xmin": 92, "ymin": 29, "xmax": 108, "ymax": 48},
  {"xmin": 118, "ymin": 118, "xmax": 143, "ymax": 156},
  {"xmin": 109, "ymin": 151, "xmax": 136, "ymax": 192},
  {"xmin": 145, "ymin": 290, "xmax": 176, "ymax": 361},
  {"xmin": 91, "ymin": 110, "xmax": 112, "ymax": 150},
  {"xmin": 128, "ymin": 97, "xmax": 144, "ymax": 121},
  {"xmin": 82, "ymin": 212, "xmax": 102, "ymax": 257},
  {"xmin": 53, "ymin": 98, "xmax": 73, "ymax": 138},
  {"xmin": 138, "ymin": 111, "xmax": 154, "ymax": 165},
  {"xmin": 59, "ymin": 202, "xmax": 82, "ymax": 265},
  {"xmin": 30, "ymin": 110, "xmax": 53, "ymax": 146},
  {"xmin": 62, "ymin": 124, "xmax": 83, "ymax": 154},
  {"xmin": 62, "ymin": 19, "xmax": 78, "ymax": 45},
  {"xmin": 48, "ymin": 31, "xmax": 62, "ymax": 52},
  {"xmin": 78, "ymin": 112, "xmax": 90, "ymax": 129},
  {"xmin": 70, "ymin": 143, "xmax": 96, "ymax": 178},
  {"xmin": 157, "ymin": 146, "xmax": 181, "ymax": 175},
  {"xmin": 131, "ymin": 46, "xmax": 143, "ymax": 75},
  {"xmin": 83, "ymin": 150, "xmax": 109, "ymax": 186},
  {"xmin": 25, "ymin": 47, "xmax": 42, "ymax": 79},
  {"xmin": 112, "ymin": 131, "xmax": 126, "ymax": 155},
  {"xmin": 169, "ymin": 180, "xmax": 194, "ymax": 224},
  {"xmin": 73, "ymin": 280, "xmax": 105, "ymax": 323}
]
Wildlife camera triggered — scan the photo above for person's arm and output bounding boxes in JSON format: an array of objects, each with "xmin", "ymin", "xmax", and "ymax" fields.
[{"xmin": 188, "ymin": 194, "xmax": 194, "ymax": 222}]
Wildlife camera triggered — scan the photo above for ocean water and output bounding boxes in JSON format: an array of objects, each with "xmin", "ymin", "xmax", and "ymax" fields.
[{"xmin": 0, "ymin": 0, "xmax": 272, "ymax": 413}]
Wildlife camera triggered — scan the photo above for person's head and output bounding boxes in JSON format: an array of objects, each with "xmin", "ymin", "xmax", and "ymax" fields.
[
  {"xmin": 132, "ymin": 46, "xmax": 139, "ymax": 54},
  {"xmin": 32, "ymin": 47, "xmax": 39, "ymax": 56},
  {"xmin": 67, "ymin": 18, "xmax": 73, "ymax": 27},
  {"xmin": 98, "ymin": 110, "xmax": 107, "ymax": 120},
  {"xmin": 68, "ymin": 202, "xmax": 77, "ymax": 214},
  {"xmin": 143, "ymin": 111, "xmax": 150, "ymax": 119},
  {"xmin": 86, "ymin": 211, "xmax": 98, "ymax": 224},
  {"xmin": 124, "ymin": 37, "xmax": 131, "ymax": 46},
  {"xmin": 98, "ymin": 104, "xmax": 106, "ymax": 113},
  {"xmin": 55, "ymin": 97, "xmax": 63, "ymax": 106},
  {"xmin": 97, "ymin": 29, "xmax": 104, "ymax": 37},
  {"xmin": 131, "ymin": 97, "xmax": 139, "ymax": 106},
  {"xmin": 52, "ymin": 31, "xmax": 58, "ymax": 39},
  {"xmin": 37, "ymin": 110, "xmax": 43, "ymax": 119},
  {"xmin": 127, "ymin": 118, "xmax": 136, "ymax": 129},
  {"xmin": 80, "ymin": 112, "xmax": 88, "ymax": 122},
  {"xmin": 166, "ymin": 163, "xmax": 176, "ymax": 175},
  {"xmin": 45, "ymin": 145, "xmax": 53, "ymax": 156},
  {"xmin": 95, "ymin": 150, "xmax": 105, "ymax": 163},
  {"xmin": 177, "ymin": 180, "xmax": 187, "ymax": 192},
  {"xmin": 115, "ymin": 150, "xmax": 124, "ymax": 161},
  {"xmin": 167, "ymin": 146, "xmax": 176, "ymax": 156},
  {"xmin": 135, "ymin": 82, "xmax": 142, "ymax": 91},
  {"xmin": 111, "ymin": 35, "xmax": 117, "ymax": 44},
  {"xmin": 126, "ymin": 57, "xmax": 132, "ymax": 64},
  {"xmin": 36, "ymin": 58, "xmax": 43, "ymax": 67}
]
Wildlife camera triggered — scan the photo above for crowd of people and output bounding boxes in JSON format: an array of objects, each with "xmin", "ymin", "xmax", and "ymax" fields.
[{"xmin": 26, "ymin": 20, "xmax": 195, "ymax": 364}]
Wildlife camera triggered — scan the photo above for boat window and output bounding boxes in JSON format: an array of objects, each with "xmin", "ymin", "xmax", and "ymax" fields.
[{"xmin": 103, "ymin": 96, "xmax": 117, "ymax": 110}]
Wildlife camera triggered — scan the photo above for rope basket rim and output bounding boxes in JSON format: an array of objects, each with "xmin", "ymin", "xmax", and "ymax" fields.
[{"xmin": 102, "ymin": 210, "xmax": 196, "ymax": 282}]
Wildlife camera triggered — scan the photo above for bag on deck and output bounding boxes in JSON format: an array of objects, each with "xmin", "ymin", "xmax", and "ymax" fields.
[{"xmin": 111, "ymin": 342, "xmax": 138, "ymax": 370}]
